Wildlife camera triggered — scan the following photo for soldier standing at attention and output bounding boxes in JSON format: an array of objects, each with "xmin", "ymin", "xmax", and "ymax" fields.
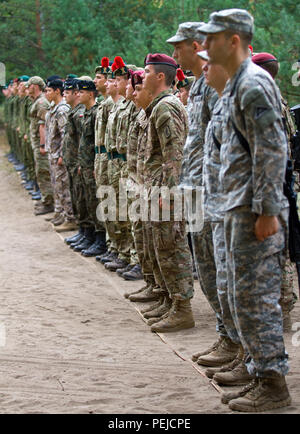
[
  {"xmin": 142, "ymin": 53, "xmax": 195, "ymax": 333},
  {"xmin": 27, "ymin": 76, "xmax": 54, "ymax": 216},
  {"xmin": 200, "ymin": 8, "xmax": 291, "ymax": 412},
  {"xmin": 44, "ymin": 79, "xmax": 76, "ymax": 232},
  {"xmin": 74, "ymin": 78, "xmax": 106, "ymax": 256},
  {"xmin": 167, "ymin": 24, "xmax": 237, "ymax": 363}
]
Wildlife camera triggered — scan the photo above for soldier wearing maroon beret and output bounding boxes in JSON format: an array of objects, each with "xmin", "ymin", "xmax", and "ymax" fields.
[{"xmin": 136, "ymin": 52, "xmax": 195, "ymax": 332}]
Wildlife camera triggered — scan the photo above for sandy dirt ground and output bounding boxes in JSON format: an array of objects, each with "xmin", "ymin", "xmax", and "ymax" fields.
[{"xmin": 0, "ymin": 131, "xmax": 299, "ymax": 414}]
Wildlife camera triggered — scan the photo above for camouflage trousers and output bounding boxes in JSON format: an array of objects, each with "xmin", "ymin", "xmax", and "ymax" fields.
[
  {"xmin": 81, "ymin": 167, "xmax": 105, "ymax": 233},
  {"xmin": 67, "ymin": 166, "xmax": 90, "ymax": 227},
  {"xmin": 224, "ymin": 205, "xmax": 289, "ymax": 377},
  {"xmin": 105, "ymin": 159, "xmax": 133, "ymax": 262},
  {"xmin": 211, "ymin": 221, "xmax": 241, "ymax": 343},
  {"xmin": 190, "ymin": 222, "xmax": 227, "ymax": 336},
  {"xmin": 32, "ymin": 147, "xmax": 53, "ymax": 206},
  {"xmin": 132, "ymin": 220, "xmax": 155, "ymax": 286},
  {"xmin": 23, "ymin": 138, "xmax": 35, "ymax": 181},
  {"xmin": 48, "ymin": 155, "xmax": 75, "ymax": 221},
  {"xmin": 144, "ymin": 209, "xmax": 194, "ymax": 300},
  {"xmin": 281, "ymin": 257, "xmax": 297, "ymax": 313}
]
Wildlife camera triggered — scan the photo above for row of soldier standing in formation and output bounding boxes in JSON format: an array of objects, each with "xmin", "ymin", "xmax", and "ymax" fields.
[{"xmin": 1, "ymin": 8, "xmax": 299, "ymax": 413}]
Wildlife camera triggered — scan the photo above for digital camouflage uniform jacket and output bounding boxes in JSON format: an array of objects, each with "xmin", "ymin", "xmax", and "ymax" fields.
[
  {"xmin": 62, "ymin": 103, "xmax": 85, "ymax": 168},
  {"xmin": 220, "ymin": 57, "xmax": 288, "ymax": 215},
  {"xmin": 180, "ymin": 74, "xmax": 218, "ymax": 188}
]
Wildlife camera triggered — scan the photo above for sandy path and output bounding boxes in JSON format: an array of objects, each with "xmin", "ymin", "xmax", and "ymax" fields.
[{"xmin": 0, "ymin": 132, "xmax": 299, "ymax": 414}]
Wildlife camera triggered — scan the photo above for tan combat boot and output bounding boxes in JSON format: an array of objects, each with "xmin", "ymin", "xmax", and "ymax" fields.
[
  {"xmin": 192, "ymin": 336, "xmax": 223, "ymax": 362},
  {"xmin": 221, "ymin": 379, "xmax": 258, "ymax": 404},
  {"xmin": 205, "ymin": 345, "xmax": 244, "ymax": 378},
  {"xmin": 150, "ymin": 297, "xmax": 195, "ymax": 333},
  {"xmin": 197, "ymin": 336, "xmax": 239, "ymax": 367},
  {"xmin": 140, "ymin": 296, "xmax": 164, "ymax": 314},
  {"xmin": 124, "ymin": 284, "xmax": 149, "ymax": 300},
  {"xmin": 144, "ymin": 294, "xmax": 172, "ymax": 319},
  {"xmin": 213, "ymin": 354, "xmax": 253, "ymax": 386},
  {"xmin": 129, "ymin": 285, "xmax": 160, "ymax": 302},
  {"xmin": 229, "ymin": 375, "xmax": 291, "ymax": 412},
  {"xmin": 147, "ymin": 310, "xmax": 169, "ymax": 326}
]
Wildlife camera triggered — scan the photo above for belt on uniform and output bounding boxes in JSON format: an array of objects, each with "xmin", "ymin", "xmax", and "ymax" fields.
[
  {"xmin": 107, "ymin": 151, "xmax": 127, "ymax": 161},
  {"xmin": 95, "ymin": 145, "xmax": 107, "ymax": 154}
]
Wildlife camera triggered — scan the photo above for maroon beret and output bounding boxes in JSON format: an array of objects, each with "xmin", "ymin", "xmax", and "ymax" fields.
[
  {"xmin": 131, "ymin": 70, "xmax": 144, "ymax": 89},
  {"xmin": 144, "ymin": 53, "xmax": 178, "ymax": 69},
  {"xmin": 252, "ymin": 52, "xmax": 278, "ymax": 65}
]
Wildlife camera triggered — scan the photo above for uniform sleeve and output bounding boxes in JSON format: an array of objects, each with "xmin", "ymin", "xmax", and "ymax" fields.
[
  {"xmin": 241, "ymin": 84, "xmax": 287, "ymax": 215},
  {"xmin": 156, "ymin": 103, "xmax": 187, "ymax": 188}
]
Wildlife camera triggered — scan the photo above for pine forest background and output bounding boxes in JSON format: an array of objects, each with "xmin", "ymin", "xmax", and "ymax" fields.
[{"xmin": 0, "ymin": 0, "xmax": 299, "ymax": 106}]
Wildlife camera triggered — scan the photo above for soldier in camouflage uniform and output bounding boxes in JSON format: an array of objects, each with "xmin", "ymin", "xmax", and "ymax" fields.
[
  {"xmin": 114, "ymin": 64, "xmax": 144, "ymax": 280},
  {"xmin": 200, "ymin": 9, "xmax": 291, "ymax": 412},
  {"xmin": 27, "ymin": 76, "xmax": 54, "ymax": 215},
  {"xmin": 73, "ymin": 78, "xmax": 106, "ymax": 255},
  {"xmin": 102, "ymin": 57, "xmax": 135, "ymax": 273},
  {"xmin": 45, "ymin": 79, "xmax": 76, "ymax": 232},
  {"xmin": 252, "ymin": 52, "xmax": 298, "ymax": 331},
  {"xmin": 167, "ymin": 24, "xmax": 235, "ymax": 358},
  {"xmin": 62, "ymin": 79, "xmax": 88, "ymax": 246},
  {"xmin": 99, "ymin": 59, "xmax": 128, "ymax": 269},
  {"xmin": 91, "ymin": 58, "xmax": 115, "ymax": 257},
  {"xmin": 127, "ymin": 72, "xmax": 174, "ymax": 319},
  {"xmin": 141, "ymin": 53, "xmax": 194, "ymax": 333},
  {"xmin": 23, "ymin": 80, "xmax": 36, "ymax": 189}
]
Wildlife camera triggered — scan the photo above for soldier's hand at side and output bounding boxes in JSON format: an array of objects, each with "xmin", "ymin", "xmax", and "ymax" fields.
[
  {"xmin": 78, "ymin": 167, "xmax": 81, "ymax": 175},
  {"xmin": 24, "ymin": 134, "xmax": 28, "ymax": 141},
  {"xmin": 40, "ymin": 146, "xmax": 46, "ymax": 156},
  {"xmin": 58, "ymin": 157, "xmax": 63, "ymax": 166},
  {"xmin": 255, "ymin": 215, "xmax": 279, "ymax": 242}
]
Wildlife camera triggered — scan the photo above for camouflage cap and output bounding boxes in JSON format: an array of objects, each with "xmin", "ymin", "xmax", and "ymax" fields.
[
  {"xmin": 27, "ymin": 76, "xmax": 46, "ymax": 89},
  {"xmin": 167, "ymin": 22, "xmax": 206, "ymax": 44},
  {"xmin": 198, "ymin": 9, "xmax": 254, "ymax": 35}
]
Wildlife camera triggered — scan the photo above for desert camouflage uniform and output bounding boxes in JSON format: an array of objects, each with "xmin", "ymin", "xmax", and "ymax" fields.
[
  {"xmin": 46, "ymin": 99, "xmax": 74, "ymax": 222},
  {"xmin": 62, "ymin": 103, "xmax": 88, "ymax": 226},
  {"xmin": 29, "ymin": 94, "xmax": 53, "ymax": 206},
  {"xmin": 220, "ymin": 58, "xmax": 289, "ymax": 377},
  {"xmin": 144, "ymin": 90, "xmax": 194, "ymax": 300}
]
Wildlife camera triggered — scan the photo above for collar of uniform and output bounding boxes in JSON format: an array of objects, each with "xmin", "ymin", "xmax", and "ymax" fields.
[
  {"xmin": 145, "ymin": 89, "xmax": 173, "ymax": 117},
  {"xmin": 228, "ymin": 57, "xmax": 252, "ymax": 96}
]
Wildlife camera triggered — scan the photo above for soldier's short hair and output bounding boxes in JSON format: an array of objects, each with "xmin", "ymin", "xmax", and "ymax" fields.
[{"xmin": 153, "ymin": 64, "xmax": 177, "ymax": 87}]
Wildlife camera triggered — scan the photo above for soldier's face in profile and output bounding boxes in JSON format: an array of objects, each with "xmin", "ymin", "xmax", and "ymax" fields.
[
  {"xmin": 125, "ymin": 78, "xmax": 134, "ymax": 101},
  {"xmin": 134, "ymin": 84, "xmax": 152, "ymax": 110},
  {"xmin": 172, "ymin": 40, "xmax": 202, "ymax": 70},
  {"xmin": 203, "ymin": 61, "xmax": 229, "ymax": 93},
  {"xmin": 203, "ymin": 32, "xmax": 229, "ymax": 65},
  {"xmin": 179, "ymin": 87, "xmax": 189, "ymax": 106},
  {"xmin": 78, "ymin": 90, "xmax": 92, "ymax": 105},
  {"xmin": 105, "ymin": 79, "xmax": 118, "ymax": 97},
  {"xmin": 45, "ymin": 87, "xmax": 56, "ymax": 102},
  {"xmin": 64, "ymin": 89, "xmax": 77, "ymax": 105},
  {"xmin": 116, "ymin": 75, "xmax": 127, "ymax": 97},
  {"xmin": 94, "ymin": 73, "xmax": 107, "ymax": 92},
  {"xmin": 143, "ymin": 65, "xmax": 159, "ymax": 94}
]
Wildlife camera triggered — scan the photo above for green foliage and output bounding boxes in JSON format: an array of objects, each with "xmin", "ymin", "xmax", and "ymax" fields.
[{"xmin": 0, "ymin": 0, "xmax": 299, "ymax": 105}]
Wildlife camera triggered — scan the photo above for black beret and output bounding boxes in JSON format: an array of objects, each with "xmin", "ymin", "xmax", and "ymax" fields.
[
  {"xmin": 76, "ymin": 80, "xmax": 96, "ymax": 91},
  {"xmin": 46, "ymin": 79, "xmax": 64, "ymax": 89},
  {"xmin": 63, "ymin": 78, "xmax": 78, "ymax": 90}
]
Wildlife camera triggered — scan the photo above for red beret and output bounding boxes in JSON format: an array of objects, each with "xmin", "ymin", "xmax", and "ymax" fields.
[
  {"xmin": 252, "ymin": 52, "xmax": 278, "ymax": 65},
  {"xmin": 144, "ymin": 53, "xmax": 177, "ymax": 69}
]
